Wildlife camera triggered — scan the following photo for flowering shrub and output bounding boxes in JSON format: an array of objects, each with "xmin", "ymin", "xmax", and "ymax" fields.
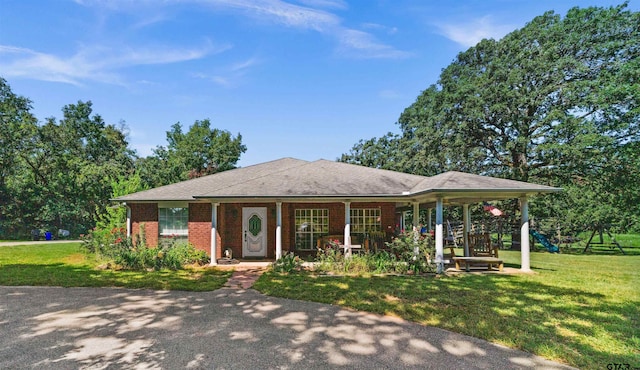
[
  {"xmin": 271, "ymin": 252, "xmax": 304, "ymax": 273},
  {"xmin": 313, "ymin": 232, "xmax": 435, "ymax": 275},
  {"xmin": 80, "ymin": 225, "xmax": 209, "ymax": 270}
]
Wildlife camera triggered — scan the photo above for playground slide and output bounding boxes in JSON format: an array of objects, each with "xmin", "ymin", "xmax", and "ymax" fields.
[{"xmin": 529, "ymin": 229, "xmax": 560, "ymax": 253}]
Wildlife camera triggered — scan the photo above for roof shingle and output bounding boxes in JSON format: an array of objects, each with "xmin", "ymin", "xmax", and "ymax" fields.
[{"xmin": 113, "ymin": 158, "xmax": 560, "ymax": 202}]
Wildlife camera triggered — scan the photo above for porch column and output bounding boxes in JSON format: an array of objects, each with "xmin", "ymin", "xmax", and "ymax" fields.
[
  {"xmin": 344, "ymin": 201, "xmax": 351, "ymax": 257},
  {"xmin": 520, "ymin": 196, "xmax": 531, "ymax": 272},
  {"xmin": 435, "ymin": 197, "xmax": 444, "ymax": 274},
  {"xmin": 427, "ymin": 208, "xmax": 432, "ymax": 231},
  {"xmin": 463, "ymin": 204, "xmax": 470, "ymax": 258},
  {"xmin": 276, "ymin": 202, "xmax": 282, "ymax": 260},
  {"xmin": 210, "ymin": 203, "xmax": 219, "ymax": 266},
  {"xmin": 412, "ymin": 202, "xmax": 420, "ymax": 256},
  {"xmin": 126, "ymin": 205, "xmax": 131, "ymax": 238}
]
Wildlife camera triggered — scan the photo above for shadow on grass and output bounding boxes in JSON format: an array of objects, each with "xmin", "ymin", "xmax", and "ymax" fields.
[
  {"xmin": 0, "ymin": 263, "xmax": 231, "ymax": 291},
  {"xmin": 254, "ymin": 272, "xmax": 640, "ymax": 369}
]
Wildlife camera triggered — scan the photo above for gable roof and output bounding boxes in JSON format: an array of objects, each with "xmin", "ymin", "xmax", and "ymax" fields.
[{"xmin": 114, "ymin": 158, "xmax": 560, "ymax": 203}]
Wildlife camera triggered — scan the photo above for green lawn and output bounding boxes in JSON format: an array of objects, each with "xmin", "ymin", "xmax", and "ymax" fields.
[
  {"xmin": 0, "ymin": 242, "xmax": 231, "ymax": 291},
  {"xmin": 254, "ymin": 250, "xmax": 640, "ymax": 370}
]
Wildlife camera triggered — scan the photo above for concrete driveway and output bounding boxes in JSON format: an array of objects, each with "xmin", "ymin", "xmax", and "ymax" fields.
[{"xmin": 0, "ymin": 286, "xmax": 574, "ymax": 369}]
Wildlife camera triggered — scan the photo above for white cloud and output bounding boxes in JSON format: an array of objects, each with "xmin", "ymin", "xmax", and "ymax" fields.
[
  {"xmin": 337, "ymin": 29, "xmax": 411, "ymax": 59},
  {"xmin": 192, "ymin": 56, "xmax": 262, "ymax": 87},
  {"xmin": 0, "ymin": 42, "xmax": 229, "ymax": 86},
  {"xmin": 435, "ymin": 16, "xmax": 515, "ymax": 47},
  {"xmin": 294, "ymin": 0, "xmax": 347, "ymax": 10},
  {"xmin": 76, "ymin": 0, "xmax": 408, "ymax": 59},
  {"xmin": 361, "ymin": 22, "xmax": 398, "ymax": 35}
]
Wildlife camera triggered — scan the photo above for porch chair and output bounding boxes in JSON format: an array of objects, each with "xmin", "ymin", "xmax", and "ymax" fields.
[{"xmin": 468, "ymin": 233, "xmax": 499, "ymax": 258}]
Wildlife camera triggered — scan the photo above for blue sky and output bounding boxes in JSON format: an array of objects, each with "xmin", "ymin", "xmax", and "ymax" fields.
[{"xmin": 1, "ymin": 0, "xmax": 636, "ymax": 167}]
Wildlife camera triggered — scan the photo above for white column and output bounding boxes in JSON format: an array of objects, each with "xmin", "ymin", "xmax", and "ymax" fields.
[
  {"xmin": 210, "ymin": 203, "xmax": 219, "ymax": 266},
  {"xmin": 344, "ymin": 201, "xmax": 351, "ymax": 257},
  {"xmin": 520, "ymin": 196, "xmax": 531, "ymax": 272},
  {"xmin": 412, "ymin": 202, "xmax": 420, "ymax": 256},
  {"xmin": 463, "ymin": 204, "xmax": 470, "ymax": 257},
  {"xmin": 276, "ymin": 202, "xmax": 282, "ymax": 260},
  {"xmin": 435, "ymin": 198, "xmax": 444, "ymax": 274},
  {"xmin": 126, "ymin": 205, "xmax": 131, "ymax": 238},
  {"xmin": 412, "ymin": 202, "xmax": 420, "ymax": 230},
  {"xmin": 427, "ymin": 208, "xmax": 432, "ymax": 232}
]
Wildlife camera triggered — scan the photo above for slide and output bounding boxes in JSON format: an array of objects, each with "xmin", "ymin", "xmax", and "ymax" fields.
[{"xmin": 529, "ymin": 229, "xmax": 559, "ymax": 253}]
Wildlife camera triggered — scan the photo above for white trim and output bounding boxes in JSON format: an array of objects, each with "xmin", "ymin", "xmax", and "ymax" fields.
[
  {"xmin": 344, "ymin": 201, "xmax": 351, "ymax": 257},
  {"xmin": 435, "ymin": 198, "xmax": 444, "ymax": 274},
  {"xmin": 520, "ymin": 197, "xmax": 531, "ymax": 272},
  {"xmin": 463, "ymin": 204, "xmax": 470, "ymax": 257},
  {"xmin": 210, "ymin": 203, "xmax": 218, "ymax": 266},
  {"xmin": 276, "ymin": 202, "xmax": 282, "ymax": 260},
  {"xmin": 412, "ymin": 202, "xmax": 420, "ymax": 257},
  {"xmin": 126, "ymin": 205, "xmax": 131, "ymax": 238},
  {"xmin": 157, "ymin": 201, "xmax": 189, "ymax": 208}
]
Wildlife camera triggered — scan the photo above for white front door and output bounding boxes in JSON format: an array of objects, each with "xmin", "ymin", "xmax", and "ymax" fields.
[{"xmin": 242, "ymin": 207, "xmax": 267, "ymax": 257}]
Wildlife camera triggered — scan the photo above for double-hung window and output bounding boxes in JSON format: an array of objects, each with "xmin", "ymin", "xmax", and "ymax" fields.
[
  {"xmin": 295, "ymin": 209, "xmax": 329, "ymax": 250},
  {"xmin": 350, "ymin": 208, "xmax": 382, "ymax": 236},
  {"xmin": 159, "ymin": 207, "xmax": 188, "ymax": 242}
]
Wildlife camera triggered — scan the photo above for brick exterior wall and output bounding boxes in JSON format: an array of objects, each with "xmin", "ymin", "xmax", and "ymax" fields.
[
  {"xmin": 130, "ymin": 203, "xmax": 158, "ymax": 247},
  {"xmin": 129, "ymin": 201, "xmax": 398, "ymax": 258},
  {"xmin": 188, "ymin": 203, "xmax": 212, "ymax": 254}
]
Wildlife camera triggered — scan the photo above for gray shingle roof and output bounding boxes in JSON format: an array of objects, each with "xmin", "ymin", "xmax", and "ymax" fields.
[{"xmin": 113, "ymin": 158, "xmax": 560, "ymax": 202}]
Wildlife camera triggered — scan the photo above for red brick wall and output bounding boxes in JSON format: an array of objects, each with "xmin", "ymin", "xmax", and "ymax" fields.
[
  {"xmin": 188, "ymin": 203, "xmax": 211, "ymax": 254},
  {"xmin": 130, "ymin": 201, "xmax": 397, "ymax": 258},
  {"xmin": 130, "ymin": 203, "xmax": 158, "ymax": 247}
]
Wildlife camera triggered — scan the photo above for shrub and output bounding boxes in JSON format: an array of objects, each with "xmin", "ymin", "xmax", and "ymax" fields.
[
  {"xmin": 312, "ymin": 232, "xmax": 436, "ymax": 275},
  {"xmin": 271, "ymin": 252, "xmax": 304, "ymax": 273},
  {"xmin": 385, "ymin": 231, "xmax": 435, "ymax": 274},
  {"xmin": 81, "ymin": 226, "xmax": 209, "ymax": 270}
]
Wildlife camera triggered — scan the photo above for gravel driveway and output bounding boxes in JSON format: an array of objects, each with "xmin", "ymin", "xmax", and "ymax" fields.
[{"xmin": 0, "ymin": 286, "xmax": 575, "ymax": 369}]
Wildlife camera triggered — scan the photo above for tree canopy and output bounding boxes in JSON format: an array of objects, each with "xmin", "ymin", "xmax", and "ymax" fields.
[
  {"xmin": 0, "ymin": 77, "xmax": 246, "ymax": 238},
  {"xmin": 341, "ymin": 3, "xmax": 640, "ymax": 232},
  {"xmin": 136, "ymin": 120, "xmax": 246, "ymax": 188}
]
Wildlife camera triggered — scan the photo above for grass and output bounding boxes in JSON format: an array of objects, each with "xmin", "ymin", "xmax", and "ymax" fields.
[
  {"xmin": 254, "ymin": 250, "xmax": 640, "ymax": 370},
  {"xmin": 0, "ymin": 242, "xmax": 231, "ymax": 291}
]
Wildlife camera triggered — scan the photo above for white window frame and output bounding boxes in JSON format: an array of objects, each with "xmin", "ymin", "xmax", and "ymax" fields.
[
  {"xmin": 159, "ymin": 207, "xmax": 189, "ymax": 237},
  {"xmin": 295, "ymin": 209, "xmax": 329, "ymax": 250},
  {"xmin": 350, "ymin": 208, "xmax": 382, "ymax": 235}
]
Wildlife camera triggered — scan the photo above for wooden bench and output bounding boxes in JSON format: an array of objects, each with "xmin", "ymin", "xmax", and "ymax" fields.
[{"xmin": 452, "ymin": 256, "xmax": 504, "ymax": 272}]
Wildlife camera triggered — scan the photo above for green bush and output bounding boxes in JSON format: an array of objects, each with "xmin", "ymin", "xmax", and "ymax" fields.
[
  {"xmin": 80, "ymin": 227, "xmax": 209, "ymax": 270},
  {"xmin": 271, "ymin": 252, "xmax": 304, "ymax": 273},
  {"xmin": 385, "ymin": 231, "xmax": 435, "ymax": 274},
  {"xmin": 312, "ymin": 232, "xmax": 435, "ymax": 275}
]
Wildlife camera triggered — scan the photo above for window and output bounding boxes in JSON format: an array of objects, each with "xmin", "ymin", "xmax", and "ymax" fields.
[
  {"xmin": 295, "ymin": 209, "xmax": 329, "ymax": 250},
  {"xmin": 350, "ymin": 208, "xmax": 382, "ymax": 235},
  {"xmin": 159, "ymin": 207, "xmax": 188, "ymax": 237}
]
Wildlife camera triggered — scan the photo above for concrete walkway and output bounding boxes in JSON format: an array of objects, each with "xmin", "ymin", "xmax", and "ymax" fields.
[
  {"xmin": 223, "ymin": 267, "xmax": 267, "ymax": 289},
  {"xmin": 0, "ymin": 282, "xmax": 575, "ymax": 369}
]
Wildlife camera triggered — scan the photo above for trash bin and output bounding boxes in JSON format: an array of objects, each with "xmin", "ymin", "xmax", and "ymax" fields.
[{"xmin": 45, "ymin": 232, "xmax": 52, "ymax": 241}]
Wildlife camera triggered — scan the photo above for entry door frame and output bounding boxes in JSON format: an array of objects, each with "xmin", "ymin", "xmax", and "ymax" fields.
[{"xmin": 242, "ymin": 207, "xmax": 268, "ymax": 257}]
